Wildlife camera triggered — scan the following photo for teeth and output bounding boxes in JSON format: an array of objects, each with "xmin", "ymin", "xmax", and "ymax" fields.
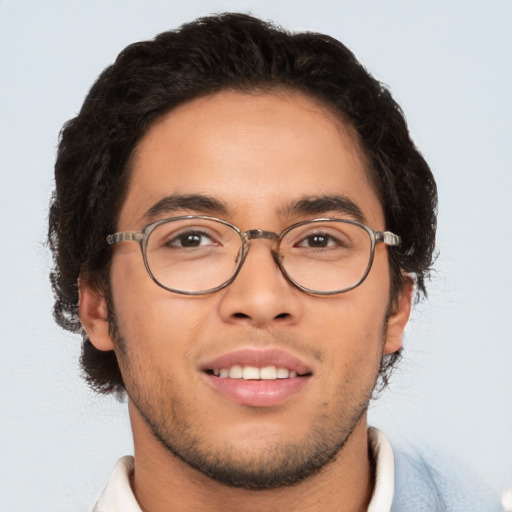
[
  {"xmin": 276, "ymin": 367, "xmax": 289, "ymax": 379},
  {"xmin": 242, "ymin": 366, "xmax": 260, "ymax": 380},
  {"xmin": 229, "ymin": 365, "xmax": 243, "ymax": 379},
  {"xmin": 215, "ymin": 365, "xmax": 300, "ymax": 380},
  {"xmin": 260, "ymin": 366, "xmax": 277, "ymax": 380}
]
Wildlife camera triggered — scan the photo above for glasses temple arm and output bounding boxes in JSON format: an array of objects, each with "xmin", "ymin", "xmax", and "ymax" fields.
[
  {"xmin": 106, "ymin": 232, "xmax": 144, "ymax": 245},
  {"xmin": 377, "ymin": 231, "xmax": 401, "ymax": 247}
]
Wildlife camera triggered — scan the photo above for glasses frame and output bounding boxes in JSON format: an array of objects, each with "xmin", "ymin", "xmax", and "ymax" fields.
[{"xmin": 106, "ymin": 215, "xmax": 401, "ymax": 296}]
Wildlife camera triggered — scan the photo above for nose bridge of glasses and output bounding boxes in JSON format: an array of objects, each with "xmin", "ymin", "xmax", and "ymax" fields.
[
  {"xmin": 239, "ymin": 228, "xmax": 281, "ymax": 266},
  {"xmin": 243, "ymin": 229, "xmax": 279, "ymax": 243}
]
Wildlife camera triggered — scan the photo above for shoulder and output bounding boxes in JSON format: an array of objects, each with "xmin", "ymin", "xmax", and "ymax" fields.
[{"xmin": 392, "ymin": 447, "xmax": 501, "ymax": 512}]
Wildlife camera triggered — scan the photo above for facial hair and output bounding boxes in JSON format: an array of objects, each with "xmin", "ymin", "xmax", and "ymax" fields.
[{"xmin": 108, "ymin": 303, "xmax": 386, "ymax": 491}]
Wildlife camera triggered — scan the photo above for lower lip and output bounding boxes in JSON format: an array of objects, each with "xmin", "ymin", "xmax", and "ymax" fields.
[{"xmin": 203, "ymin": 374, "xmax": 310, "ymax": 407}]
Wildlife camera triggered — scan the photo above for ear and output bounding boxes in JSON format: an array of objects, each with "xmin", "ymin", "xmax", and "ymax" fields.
[
  {"xmin": 78, "ymin": 277, "xmax": 115, "ymax": 351},
  {"xmin": 383, "ymin": 276, "xmax": 414, "ymax": 355}
]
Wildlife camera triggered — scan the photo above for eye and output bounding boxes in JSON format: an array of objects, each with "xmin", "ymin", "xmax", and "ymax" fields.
[
  {"xmin": 295, "ymin": 232, "xmax": 345, "ymax": 249},
  {"xmin": 297, "ymin": 233, "xmax": 332, "ymax": 248},
  {"xmin": 167, "ymin": 230, "xmax": 218, "ymax": 248}
]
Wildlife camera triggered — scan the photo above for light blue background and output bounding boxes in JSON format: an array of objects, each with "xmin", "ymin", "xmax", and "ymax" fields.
[{"xmin": 1, "ymin": 1, "xmax": 510, "ymax": 510}]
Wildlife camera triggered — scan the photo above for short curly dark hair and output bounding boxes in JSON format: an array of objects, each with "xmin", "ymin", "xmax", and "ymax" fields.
[{"xmin": 49, "ymin": 13, "xmax": 437, "ymax": 395}]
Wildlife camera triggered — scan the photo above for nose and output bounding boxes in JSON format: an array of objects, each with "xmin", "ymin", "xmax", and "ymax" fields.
[{"xmin": 217, "ymin": 238, "xmax": 302, "ymax": 328}]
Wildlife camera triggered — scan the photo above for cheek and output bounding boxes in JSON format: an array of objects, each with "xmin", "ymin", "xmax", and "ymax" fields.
[
  {"xmin": 313, "ymin": 291, "xmax": 389, "ymax": 342},
  {"xmin": 110, "ymin": 256, "xmax": 212, "ymax": 360},
  {"xmin": 310, "ymin": 283, "xmax": 390, "ymax": 374}
]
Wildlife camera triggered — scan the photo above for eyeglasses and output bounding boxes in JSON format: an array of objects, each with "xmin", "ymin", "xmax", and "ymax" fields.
[{"xmin": 106, "ymin": 216, "xmax": 400, "ymax": 295}]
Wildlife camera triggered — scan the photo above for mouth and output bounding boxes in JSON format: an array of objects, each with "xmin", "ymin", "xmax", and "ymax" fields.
[
  {"xmin": 205, "ymin": 365, "xmax": 309, "ymax": 380},
  {"xmin": 201, "ymin": 349, "xmax": 314, "ymax": 407}
]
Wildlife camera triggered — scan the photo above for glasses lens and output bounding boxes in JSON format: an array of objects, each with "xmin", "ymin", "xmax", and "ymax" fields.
[
  {"xmin": 145, "ymin": 218, "xmax": 242, "ymax": 293},
  {"xmin": 280, "ymin": 220, "xmax": 373, "ymax": 293}
]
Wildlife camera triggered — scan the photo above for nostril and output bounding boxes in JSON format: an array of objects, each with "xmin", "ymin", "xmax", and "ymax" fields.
[
  {"xmin": 275, "ymin": 312, "xmax": 290, "ymax": 320},
  {"xmin": 233, "ymin": 312, "xmax": 250, "ymax": 319}
]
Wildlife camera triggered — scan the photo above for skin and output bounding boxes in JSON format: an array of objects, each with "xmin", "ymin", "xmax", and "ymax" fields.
[{"xmin": 80, "ymin": 90, "xmax": 413, "ymax": 512}]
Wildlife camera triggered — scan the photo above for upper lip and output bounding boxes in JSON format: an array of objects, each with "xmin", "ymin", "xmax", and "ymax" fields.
[{"xmin": 200, "ymin": 348, "xmax": 314, "ymax": 375}]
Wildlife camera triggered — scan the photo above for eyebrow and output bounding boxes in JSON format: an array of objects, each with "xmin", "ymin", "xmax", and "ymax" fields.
[
  {"xmin": 282, "ymin": 195, "xmax": 365, "ymax": 222},
  {"xmin": 143, "ymin": 194, "xmax": 229, "ymax": 220},
  {"xmin": 143, "ymin": 193, "xmax": 365, "ymax": 224}
]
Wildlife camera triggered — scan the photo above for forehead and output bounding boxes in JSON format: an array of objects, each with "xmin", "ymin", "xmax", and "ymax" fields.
[{"xmin": 120, "ymin": 91, "xmax": 383, "ymax": 229}]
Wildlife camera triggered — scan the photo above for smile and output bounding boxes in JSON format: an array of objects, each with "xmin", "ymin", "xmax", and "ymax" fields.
[
  {"xmin": 201, "ymin": 349, "xmax": 314, "ymax": 406},
  {"xmin": 210, "ymin": 365, "xmax": 305, "ymax": 380}
]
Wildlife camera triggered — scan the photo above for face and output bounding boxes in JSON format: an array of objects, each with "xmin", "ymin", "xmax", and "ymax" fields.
[{"xmin": 81, "ymin": 91, "xmax": 411, "ymax": 489}]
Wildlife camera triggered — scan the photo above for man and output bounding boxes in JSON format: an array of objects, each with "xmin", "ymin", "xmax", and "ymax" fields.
[{"xmin": 48, "ymin": 13, "xmax": 497, "ymax": 512}]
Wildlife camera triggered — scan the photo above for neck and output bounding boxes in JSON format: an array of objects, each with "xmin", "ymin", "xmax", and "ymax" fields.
[{"xmin": 128, "ymin": 403, "xmax": 374, "ymax": 512}]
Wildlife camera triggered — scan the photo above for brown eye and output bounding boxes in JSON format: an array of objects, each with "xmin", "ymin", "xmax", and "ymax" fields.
[
  {"xmin": 296, "ymin": 232, "xmax": 344, "ymax": 249},
  {"xmin": 167, "ymin": 230, "xmax": 217, "ymax": 248},
  {"xmin": 300, "ymin": 234, "xmax": 328, "ymax": 248}
]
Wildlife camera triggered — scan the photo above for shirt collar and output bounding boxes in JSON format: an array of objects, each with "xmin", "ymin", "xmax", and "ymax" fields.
[
  {"xmin": 367, "ymin": 427, "xmax": 395, "ymax": 511},
  {"xmin": 93, "ymin": 428, "xmax": 395, "ymax": 512},
  {"xmin": 92, "ymin": 456, "xmax": 140, "ymax": 512}
]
